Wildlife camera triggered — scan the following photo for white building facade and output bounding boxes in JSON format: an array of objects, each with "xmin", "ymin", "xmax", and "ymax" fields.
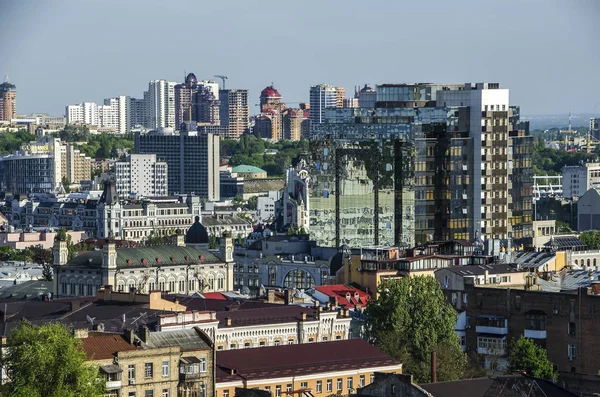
[
  {"xmin": 115, "ymin": 154, "xmax": 168, "ymax": 198},
  {"xmin": 147, "ymin": 80, "xmax": 176, "ymax": 129},
  {"xmin": 309, "ymin": 84, "xmax": 338, "ymax": 125},
  {"xmin": 562, "ymin": 163, "xmax": 600, "ymax": 199}
]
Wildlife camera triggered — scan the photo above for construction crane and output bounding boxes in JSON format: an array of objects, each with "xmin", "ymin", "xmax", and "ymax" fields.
[{"xmin": 214, "ymin": 75, "xmax": 228, "ymax": 90}]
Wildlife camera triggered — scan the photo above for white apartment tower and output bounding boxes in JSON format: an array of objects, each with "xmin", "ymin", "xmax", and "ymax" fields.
[
  {"xmin": 114, "ymin": 154, "xmax": 168, "ymax": 198},
  {"xmin": 309, "ymin": 84, "xmax": 338, "ymax": 125},
  {"xmin": 147, "ymin": 80, "xmax": 176, "ymax": 129}
]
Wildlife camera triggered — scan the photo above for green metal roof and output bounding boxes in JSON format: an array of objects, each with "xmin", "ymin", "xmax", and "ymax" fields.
[
  {"xmin": 66, "ymin": 246, "xmax": 221, "ymax": 268},
  {"xmin": 232, "ymin": 165, "xmax": 266, "ymax": 174}
]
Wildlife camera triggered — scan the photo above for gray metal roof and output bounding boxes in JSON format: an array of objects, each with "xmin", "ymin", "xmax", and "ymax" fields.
[{"xmin": 145, "ymin": 328, "xmax": 210, "ymax": 351}]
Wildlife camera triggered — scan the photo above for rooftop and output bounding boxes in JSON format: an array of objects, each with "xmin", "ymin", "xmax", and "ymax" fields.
[
  {"xmin": 81, "ymin": 333, "xmax": 137, "ymax": 360},
  {"xmin": 65, "ymin": 246, "xmax": 221, "ymax": 269},
  {"xmin": 232, "ymin": 165, "xmax": 267, "ymax": 174},
  {"xmin": 313, "ymin": 284, "xmax": 369, "ymax": 307},
  {"xmin": 440, "ymin": 264, "xmax": 523, "ymax": 277},
  {"xmin": 145, "ymin": 328, "xmax": 210, "ymax": 351},
  {"xmin": 216, "ymin": 339, "xmax": 401, "ymax": 383}
]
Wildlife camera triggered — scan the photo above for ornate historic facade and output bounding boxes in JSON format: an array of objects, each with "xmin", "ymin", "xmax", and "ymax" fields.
[{"xmin": 53, "ymin": 231, "xmax": 234, "ymax": 298}]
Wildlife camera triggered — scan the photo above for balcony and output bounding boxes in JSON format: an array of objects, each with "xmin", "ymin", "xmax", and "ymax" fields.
[
  {"xmin": 524, "ymin": 329, "xmax": 547, "ymax": 339},
  {"xmin": 476, "ymin": 316, "xmax": 508, "ymax": 335},
  {"xmin": 105, "ymin": 380, "xmax": 122, "ymax": 390},
  {"xmin": 477, "ymin": 335, "xmax": 507, "ymax": 356}
]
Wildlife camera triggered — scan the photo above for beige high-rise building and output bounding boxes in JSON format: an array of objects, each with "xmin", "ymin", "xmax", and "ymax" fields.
[
  {"xmin": 60, "ymin": 143, "xmax": 92, "ymax": 184},
  {"xmin": 219, "ymin": 89, "xmax": 249, "ymax": 139},
  {"xmin": 335, "ymin": 86, "xmax": 345, "ymax": 108},
  {"xmin": 0, "ymin": 79, "xmax": 16, "ymax": 122}
]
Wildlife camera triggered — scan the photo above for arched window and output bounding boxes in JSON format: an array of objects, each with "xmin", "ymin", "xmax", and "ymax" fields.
[{"xmin": 283, "ymin": 269, "xmax": 315, "ymax": 289}]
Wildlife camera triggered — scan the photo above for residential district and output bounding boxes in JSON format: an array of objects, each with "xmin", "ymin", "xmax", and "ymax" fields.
[{"xmin": 1, "ymin": 75, "xmax": 600, "ymax": 396}]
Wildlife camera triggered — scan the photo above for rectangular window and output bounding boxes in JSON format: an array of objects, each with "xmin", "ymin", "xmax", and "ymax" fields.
[
  {"xmin": 287, "ymin": 384, "xmax": 292, "ymax": 393},
  {"xmin": 274, "ymin": 340, "xmax": 280, "ymax": 346},
  {"xmin": 337, "ymin": 378, "xmax": 342, "ymax": 391},
  {"xmin": 265, "ymin": 387, "xmax": 270, "ymax": 393},
  {"xmin": 230, "ymin": 343, "xmax": 237, "ymax": 349},
  {"xmin": 568, "ymin": 344, "xmax": 577, "ymax": 358},
  {"xmin": 162, "ymin": 390, "xmax": 169, "ymax": 397},
  {"xmin": 223, "ymin": 391, "xmax": 229, "ymax": 397},
  {"xmin": 323, "ymin": 336, "xmax": 328, "ymax": 341},
  {"xmin": 370, "ymin": 374, "xmax": 375, "ymax": 384},
  {"xmin": 244, "ymin": 342, "xmax": 251, "ymax": 348},
  {"xmin": 276, "ymin": 386, "xmax": 281, "ymax": 397},
  {"xmin": 316, "ymin": 381, "xmax": 322, "ymax": 394},
  {"xmin": 568, "ymin": 322, "xmax": 576, "ymax": 336},
  {"xmin": 129, "ymin": 393, "xmax": 136, "ymax": 397},
  {"xmin": 128, "ymin": 364, "xmax": 136, "ymax": 385},
  {"xmin": 145, "ymin": 363, "xmax": 153, "ymax": 378},
  {"xmin": 347, "ymin": 377, "xmax": 353, "ymax": 390},
  {"xmin": 288, "ymin": 339, "xmax": 294, "ymax": 345},
  {"xmin": 359, "ymin": 375, "xmax": 365, "ymax": 387},
  {"xmin": 327, "ymin": 380, "xmax": 332, "ymax": 393},
  {"xmin": 200, "ymin": 384, "xmax": 206, "ymax": 397},
  {"xmin": 259, "ymin": 341, "xmax": 266, "ymax": 347},
  {"xmin": 145, "ymin": 391, "xmax": 154, "ymax": 397},
  {"xmin": 162, "ymin": 361, "xmax": 169, "ymax": 377},
  {"xmin": 301, "ymin": 382, "xmax": 308, "ymax": 389},
  {"xmin": 199, "ymin": 358, "xmax": 207, "ymax": 372}
]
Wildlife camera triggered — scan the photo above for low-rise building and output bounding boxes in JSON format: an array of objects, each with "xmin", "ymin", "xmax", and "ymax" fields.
[
  {"xmin": 52, "ymin": 228, "xmax": 235, "ymax": 298},
  {"xmin": 578, "ymin": 188, "xmax": 600, "ymax": 231},
  {"xmin": 0, "ymin": 228, "xmax": 86, "ymax": 249},
  {"xmin": 216, "ymin": 339, "xmax": 402, "ymax": 397},
  {"xmin": 81, "ymin": 327, "xmax": 214, "ymax": 397},
  {"xmin": 435, "ymin": 264, "xmax": 527, "ymax": 291}
]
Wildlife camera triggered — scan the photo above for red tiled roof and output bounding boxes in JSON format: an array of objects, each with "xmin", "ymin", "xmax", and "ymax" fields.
[
  {"xmin": 216, "ymin": 339, "xmax": 401, "ymax": 383},
  {"xmin": 81, "ymin": 333, "xmax": 138, "ymax": 360},
  {"xmin": 314, "ymin": 284, "xmax": 369, "ymax": 307},
  {"xmin": 202, "ymin": 292, "xmax": 227, "ymax": 300}
]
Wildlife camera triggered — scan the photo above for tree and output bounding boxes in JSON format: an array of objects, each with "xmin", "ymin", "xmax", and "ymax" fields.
[
  {"xmin": 579, "ymin": 230, "xmax": 600, "ymax": 250},
  {"xmin": 61, "ymin": 176, "xmax": 72, "ymax": 193},
  {"xmin": 1, "ymin": 322, "xmax": 105, "ymax": 397},
  {"xmin": 365, "ymin": 277, "xmax": 467, "ymax": 382},
  {"xmin": 509, "ymin": 336, "xmax": 557, "ymax": 380},
  {"xmin": 208, "ymin": 234, "xmax": 218, "ymax": 249},
  {"xmin": 247, "ymin": 196, "xmax": 258, "ymax": 210}
]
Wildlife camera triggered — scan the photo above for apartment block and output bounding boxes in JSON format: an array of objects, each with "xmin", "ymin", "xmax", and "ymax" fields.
[
  {"xmin": 562, "ymin": 162, "xmax": 600, "ymax": 199},
  {"xmin": 219, "ymin": 89, "xmax": 249, "ymax": 139},
  {"xmin": 115, "ymin": 154, "xmax": 168, "ymax": 198}
]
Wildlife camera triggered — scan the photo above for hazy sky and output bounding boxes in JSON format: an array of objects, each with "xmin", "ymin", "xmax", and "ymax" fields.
[{"xmin": 1, "ymin": 0, "xmax": 599, "ymax": 116}]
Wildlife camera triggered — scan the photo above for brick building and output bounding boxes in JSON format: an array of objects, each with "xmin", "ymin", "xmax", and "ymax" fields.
[{"xmin": 445, "ymin": 279, "xmax": 600, "ymax": 395}]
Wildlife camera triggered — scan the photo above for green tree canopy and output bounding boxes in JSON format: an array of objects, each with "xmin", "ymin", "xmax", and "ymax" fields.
[
  {"xmin": 2, "ymin": 322, "xmax": 105, "ymax": 397},
  {"xmin": 365, "ymin": 277, "xmax": 467, "ymax": 382},
  {"xmin": 509, "ymin": 336, "xmax": 557, "ymax": 380},
  {"xmin": 579, "ymin": 230, "xmax": 600, "ymax": 250}
]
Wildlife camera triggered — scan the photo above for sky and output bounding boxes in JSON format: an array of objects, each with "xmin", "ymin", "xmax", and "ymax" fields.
[{"xmin": 0, "ymin": 0, "xmax": 599, "ymax": 117}]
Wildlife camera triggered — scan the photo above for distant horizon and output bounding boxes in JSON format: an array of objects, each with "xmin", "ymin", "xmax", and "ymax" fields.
[{"xmin": 1, "ymin": 0, "xmax": 599, "ymax": 116}]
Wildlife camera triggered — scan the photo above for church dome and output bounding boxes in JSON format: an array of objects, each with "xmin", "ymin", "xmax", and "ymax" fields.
[{"xmin": 186, "ymin": 216, "xmax": 209, "ymax": 244}]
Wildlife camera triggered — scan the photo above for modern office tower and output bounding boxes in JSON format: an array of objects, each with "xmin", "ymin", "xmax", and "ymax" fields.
[
  {"xmin": 591, "ymin": 118, "xmax": 600, "ymax": 141},
  {"xmin": 135, "ymin": 129, "xmax": 220, "ymax": 201},
  {"xmin": 66, "ymin": 102, "xmax": 99, "ymax": 125},
  {"xmin": 0, "ymin": 78, "xmax": 16, "ymax": 122},
  {"xmin": 309, "ymin": 84, "xmax": 338, "ymax": 125},
  {"xmin": 114, "ymin": 154, "xmax": 168, "ymax": 198},
  {"xmin": 357, "ymin": 84, "xmax": 376, "ymax": 108},
  {"xmin": 147, "ymin": 79, "xmax": 176, "ymax": 129},
  {"xmin": 219, "ymin": 89, "xmax": 249, "ymax": 139},
  {"xmin": 335, "ymin": 87, "xmax": 345, "ymax": 108},
  {"xmin": 0, "ymin": 138, "xmax": 92, "ymax": 194},
  {"xmin": 308, "ymin": 82, "xmax": 533, "ymax": 248}
]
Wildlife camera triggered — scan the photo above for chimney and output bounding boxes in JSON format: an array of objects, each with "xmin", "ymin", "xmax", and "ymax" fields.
[
  {"xmin": 313, "ymin": 300, "xmax": 320, "ymax": 309},
  {"xmin": 484, "ymin": 270, "xmax": 489, "ymax": 284},
  {"xmin": 267, "ymin": 289, "xmax": 275, "ymax": 303},
  {"xmin": 431, "ymin": 351, "xmax": 437, "ymax": 383},
  {"xmin": 225, "ymin": 317, "xmax": 232, "ymax": 327},
  {"xmin": 70, "ymin": 300, "xmax": 81, "ymax": 312},
  {"xmin": 124, "ymin": 328, "xmax": 135, "ymax": 345},
  {"xmin": 73, "ymin": 328, "xmax": 88, "ymax": 339},
  {"xmin": 141, "ymin": 325, "xmax": 150, "ymax": 343},
  {"xmin": 301, "ymin": 312, "xmax": 307, "ymax": 321},
  {"xmin": 284, "ymin": 289, "xmax": 292, "ymax": 305}
]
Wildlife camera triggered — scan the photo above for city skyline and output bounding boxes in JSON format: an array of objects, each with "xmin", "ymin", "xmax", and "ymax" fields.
[{"xmin": 1, "ymin": 0, "xmax": 599, "ymax": 116}]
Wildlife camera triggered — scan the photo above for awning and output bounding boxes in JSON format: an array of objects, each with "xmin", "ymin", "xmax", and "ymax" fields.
[
  {"xmin": 180, "ymin": 356, "xmax": 202, "ymax": 364},
  {"xmin": 100, "ymin": 365, "xmax": 122, "ymax": 374}
]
